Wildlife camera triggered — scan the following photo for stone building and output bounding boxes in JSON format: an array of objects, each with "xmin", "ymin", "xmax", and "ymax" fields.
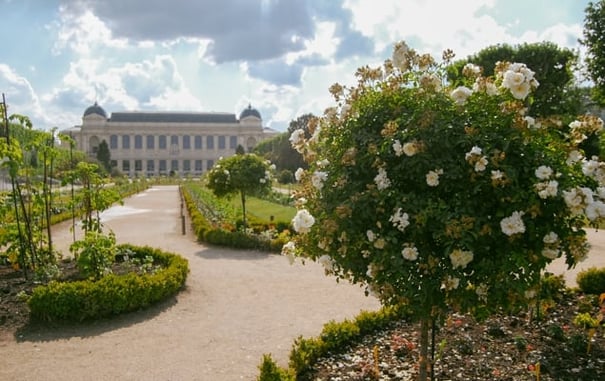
[{"xmin": 62, "ymin": 103, "xmax": 278, "ymax": 177}]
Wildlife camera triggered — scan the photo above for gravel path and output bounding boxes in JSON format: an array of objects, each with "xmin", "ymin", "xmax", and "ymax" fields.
[{"xmin": 0, "ymin": 185, "xmax": 380, "ymax": 381}]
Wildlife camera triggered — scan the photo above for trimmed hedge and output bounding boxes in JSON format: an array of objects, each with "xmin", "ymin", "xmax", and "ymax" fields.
[
  {"xmin": 181, "ymin": 185, "xmax": 289, "ymax": 252},
  {"xmin": 257, "ymin": 305, "xmax": 410, "ymax": 381},
  {"xmin": 28, "ymin": 244, "xmax": 189, "ymax": 322}
]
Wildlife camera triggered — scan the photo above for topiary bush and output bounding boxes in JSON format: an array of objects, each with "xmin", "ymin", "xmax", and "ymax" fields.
[
  {"xmin": 577, "ymin": 267, "xmax": 605, "ymax": 294},
  {"xmin": 28, "ymin": 245, "xmax": 189, "ymax": 322}
]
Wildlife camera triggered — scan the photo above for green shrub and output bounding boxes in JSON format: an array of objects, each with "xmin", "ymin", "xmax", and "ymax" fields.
[
  {"xmin": 282, "ymin": 305, "xmax": 409, "ymax": 378},
  {"xmin": 576, "ymin": 267, "xmax": 605, "ymax": 295},
  {"xmin": 540, "ymin": 273, "xmax": 567, "ymax": 302},
  {"xmin": 28, "ymin": 245, "xmax": 188, "ymax": 322},
  {"xmin": 320, "ymin": 319, "xmax": 361, "ymax": 351},
  {"xmin": 257, "ymin": 354, "xmax": 295, "ymax": 381}
]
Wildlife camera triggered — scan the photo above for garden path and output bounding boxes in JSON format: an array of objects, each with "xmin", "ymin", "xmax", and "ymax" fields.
[{"xmin": 0, "ymin": 185, "xmax": 380, "ymax": 380}]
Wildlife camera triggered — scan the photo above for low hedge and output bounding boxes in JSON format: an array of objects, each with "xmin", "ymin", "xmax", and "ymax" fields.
[
  {"xmin": 28, "ymin": 244, "xmax": 189, "ymax": 322},
  {"xmin": 181, "ymin": 185, "xmax": 289, "ymax": 252},
  {"xmin": 257, "ymin": 304, "xmax": 410, "ymax": 381}
]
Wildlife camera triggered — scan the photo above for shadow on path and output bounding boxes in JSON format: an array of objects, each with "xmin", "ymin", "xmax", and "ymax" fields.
[
  {"xmin": 14, "ymin": 292, "xmax": 181, "ymax": 343},
  {"xmin": 195, "ymin": 246, "xmax": 272, "ymax": 260}
]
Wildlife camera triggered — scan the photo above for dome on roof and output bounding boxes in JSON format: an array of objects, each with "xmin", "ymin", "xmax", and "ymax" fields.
[
  {"xmin": 83, "ymin": 102, "xmax": 107, "ymax": 118},
  {"xmin": 239, "ymin": 104, "xmax": 261, "ymax": 120}
]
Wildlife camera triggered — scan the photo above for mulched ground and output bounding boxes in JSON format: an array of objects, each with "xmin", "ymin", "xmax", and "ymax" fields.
[{"xmin": 306, "ymin": 292, "xmax": 605, "ymax": 381}]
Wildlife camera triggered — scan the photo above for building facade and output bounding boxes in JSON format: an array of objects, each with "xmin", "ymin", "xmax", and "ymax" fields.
[{"xmin": 62, "ymin": 103, "xmax": 278, "ymax": 177}]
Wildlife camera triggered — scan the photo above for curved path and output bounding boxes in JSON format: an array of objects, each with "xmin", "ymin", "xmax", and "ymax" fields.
[{"xmin": 0, "ymin": 186, "xmax": 381, "ymax": 380}]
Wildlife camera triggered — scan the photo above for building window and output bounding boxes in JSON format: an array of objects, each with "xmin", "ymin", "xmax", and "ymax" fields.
[
  {"xmin": 218, "ymin": 136, "xmax": 226, "ymax": 149},
  {"xmin": 195, "ymin": 160, "xmax": 202, "ymax": 172},
  {"xmin": 159, "ymin": 160, "xmax": 167, "ymax": 173},
  {"xmin": 171, "ymin": 160, "xmax": 178, "ymax": 172},
  {"xmin": 147, "ymin": 160, "xmax": 155, "ymax": 172},
  {"xmin": 229, "ymin": 136, "xmax": 237, "ymax": 149},
  {"xmin": 183, "ymin": 135, "xmax": 191, "ymax": 149},
  {"xmin": 207, "ymin": 159, "xmax": 214, "ymax": 170},
  {"xmin": 194, "ymin": 135, "xmax": 202, "ymax": 149},
  {"xmin": 135, "ymin": 135, "xmax": 143, "ymax": 149},
  {"xmin": 122, "ymin": 160, "xmax": 130, "ymax": 172},
  {"xmin": 122, "ymin": 135, "xmax": 130, "ymax": 149},
  {"xmin": 183, "ymin": 160, "xmax": 191, "ymax": 172},
  {"xmin": 170, "ymin": 135, "xmax": 178, "ymax": 146},
  {"xmin": 110, "ymin": 160, "xmax": 117, "ymax": 168},
  {"xmin": 110, "ymin": 135, "xmax": 118, "ymax": 149},
  {"xmin": 146, "ymin": 135, "xmax": 155, "ymax": 149},
  {"xmin": 134, "ymin": 160, "xmax": 142, "ymax": 171},
  {"xmin": 207, "ymin": 135, "xmax": 214, "ymax": 149},
  {"xmin": 159, "ymin": 135, "xmax": 167, "ymax": 149}
]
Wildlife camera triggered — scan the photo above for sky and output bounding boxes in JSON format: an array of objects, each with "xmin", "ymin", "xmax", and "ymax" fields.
[{"xmin": 0, "ymin": 0, "xmax": 593, "ymax": 132}]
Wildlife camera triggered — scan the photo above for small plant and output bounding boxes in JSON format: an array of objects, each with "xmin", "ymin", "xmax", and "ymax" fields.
[
  {"xmin": 573, "ymin": 311, "xmax": 601, "ymax": 354},
  {"xmin": 577, "ymin": 267, "xmax": 605, "ymax": 295},
  {"xmin": 514, "ymin": 336, "xmax": 529, "ymax": 352},
  {"xmin": 540, "ymin": 273, "xmax": 567, "ymax": 302},
  {"xmin": 70, "ymin": 231, "xmax": 117, "ymax": 280},
  {"xmin": 390, "ymin": 333, "xmax": 416, "ymax": 357},
  {"xmin": 545, "ymin": 323, "xmax": 567, "ymax": 342},
  {"xmin": 257, "ymin": 354, "xmax": 294, "ymax": 381}
]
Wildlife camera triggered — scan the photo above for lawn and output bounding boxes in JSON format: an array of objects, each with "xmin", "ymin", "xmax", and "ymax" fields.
[{"xmin": 228, "ymin": 196, "xmax": 296, "ymax": 223}]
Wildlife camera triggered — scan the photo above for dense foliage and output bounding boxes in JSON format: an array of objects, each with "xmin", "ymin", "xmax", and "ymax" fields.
[
  {"xmin": 447, "ymin": 41, "xmax": 584, "ymax": 118},
  {"xmin": 581, "ymin": 0, "xmax": 605, "ymax": 105},
  {"xmin": 254, "ymin": 113, "xmax": 313, "ymax": 172},
  {"xmin": 284, "ymin": 41, "xmax": 605, "ymax": 380}
]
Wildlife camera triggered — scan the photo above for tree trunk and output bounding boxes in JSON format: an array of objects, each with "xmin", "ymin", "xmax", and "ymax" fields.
[
  {"xmin": 418, "ymin": 317, "xmax": 429, "ymax": 381},
  {"xmin": 240, "ymin": 190, "xmax": 247, "ymax": 230}
]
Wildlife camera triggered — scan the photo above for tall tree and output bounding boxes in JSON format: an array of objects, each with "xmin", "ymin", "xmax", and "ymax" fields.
[
  {"xmin": 448, "ymin": 42, "xmax": 583, "ymax": 117},
  {"xmin": 581, "ymin": 0, "xmax": 605, "ymax": 105},
  {"xmin": 206, "ymin": 153, "xmax": 272, "ymax": 229},
  {"xmin": 96, "ymin": 140, "xmax": 111, "ymax": 173},
  {"xmin": 254, "ymin": 113, "xmax": 314, "ymax": 172}
]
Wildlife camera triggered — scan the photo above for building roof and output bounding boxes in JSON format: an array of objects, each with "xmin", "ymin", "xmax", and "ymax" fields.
[
  {"xmin": 239, "ymin": 104, "xmax": 261, "ymax": 120},
  {"xmin": 83, "ymin": 102, "xmax": 108, "ymax": 118},
  {"xmin": 108, "ymin": 112, "xmax": 238, "ymax": 124}
]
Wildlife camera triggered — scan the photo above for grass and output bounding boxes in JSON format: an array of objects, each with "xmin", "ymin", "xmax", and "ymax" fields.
[{"xmin": 228, "ymin": 196, "xmax": 296, "ymax": 222}]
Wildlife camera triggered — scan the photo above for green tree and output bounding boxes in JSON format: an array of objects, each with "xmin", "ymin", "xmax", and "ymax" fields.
[
  {"xmin": 68, "ymin": 161, "xmax": 121, "ymax": 279},
  {"xmin": 254, "ymin": 114, "xmax": 313, "ymax": 172},
  {"xmin": 285, "ymin": 41, "xmax": 603, "ymax": 381},
  {"xmin": 0, "ymin": 116, "xmax": 64, "ymax": 279},
  {"xmin": 448, "ymin": 42, "xmax": 583, "ymax": 117},
  {"xmin": 236, "ymin": 144, "xmax": 246, "ymax": 155},
  {"xmin": 206, "ymin": 153, "xmax": 272, "ymax": 229},
  {"xmin": 96, "ymin": 140, "xmax": 111, "ymax": 172},
  {"xmin": 581, "ymin": 0, "xmax": 605, "ymax": 105}
]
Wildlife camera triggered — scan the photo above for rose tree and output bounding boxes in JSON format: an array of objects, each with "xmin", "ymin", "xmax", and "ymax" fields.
[{"xmin": 283, "ymin": 41, "xmax": 605, "ymax": 380}]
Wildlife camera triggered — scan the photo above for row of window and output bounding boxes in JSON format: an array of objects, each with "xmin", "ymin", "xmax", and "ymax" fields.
[
  {"xmin": 112, "ymin": 159, "xmax": 215, "ymax": 173},
  {"xmin": 108, "ymin": 135, "xmax": 238, "ymax": 150}
]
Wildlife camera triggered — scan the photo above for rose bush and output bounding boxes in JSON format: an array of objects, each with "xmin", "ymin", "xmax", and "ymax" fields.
[{"xmin": 283, "ymin": 41, "xmax": 604, "ymax": 380}]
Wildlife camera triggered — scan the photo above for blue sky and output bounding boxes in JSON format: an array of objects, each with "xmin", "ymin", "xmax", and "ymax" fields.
[{"xmin": 0, "ymin": 0, "xmax": 591, "ymax": 132}]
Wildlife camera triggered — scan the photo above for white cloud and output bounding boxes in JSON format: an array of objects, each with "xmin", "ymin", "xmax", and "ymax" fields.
[
  {"xmin": 0, "ymin": 64, "xmax": 46, "ymax": 125},
  {"xmin": 53, "ymin": 6, "xmax": 128, "ymax": 56}
]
